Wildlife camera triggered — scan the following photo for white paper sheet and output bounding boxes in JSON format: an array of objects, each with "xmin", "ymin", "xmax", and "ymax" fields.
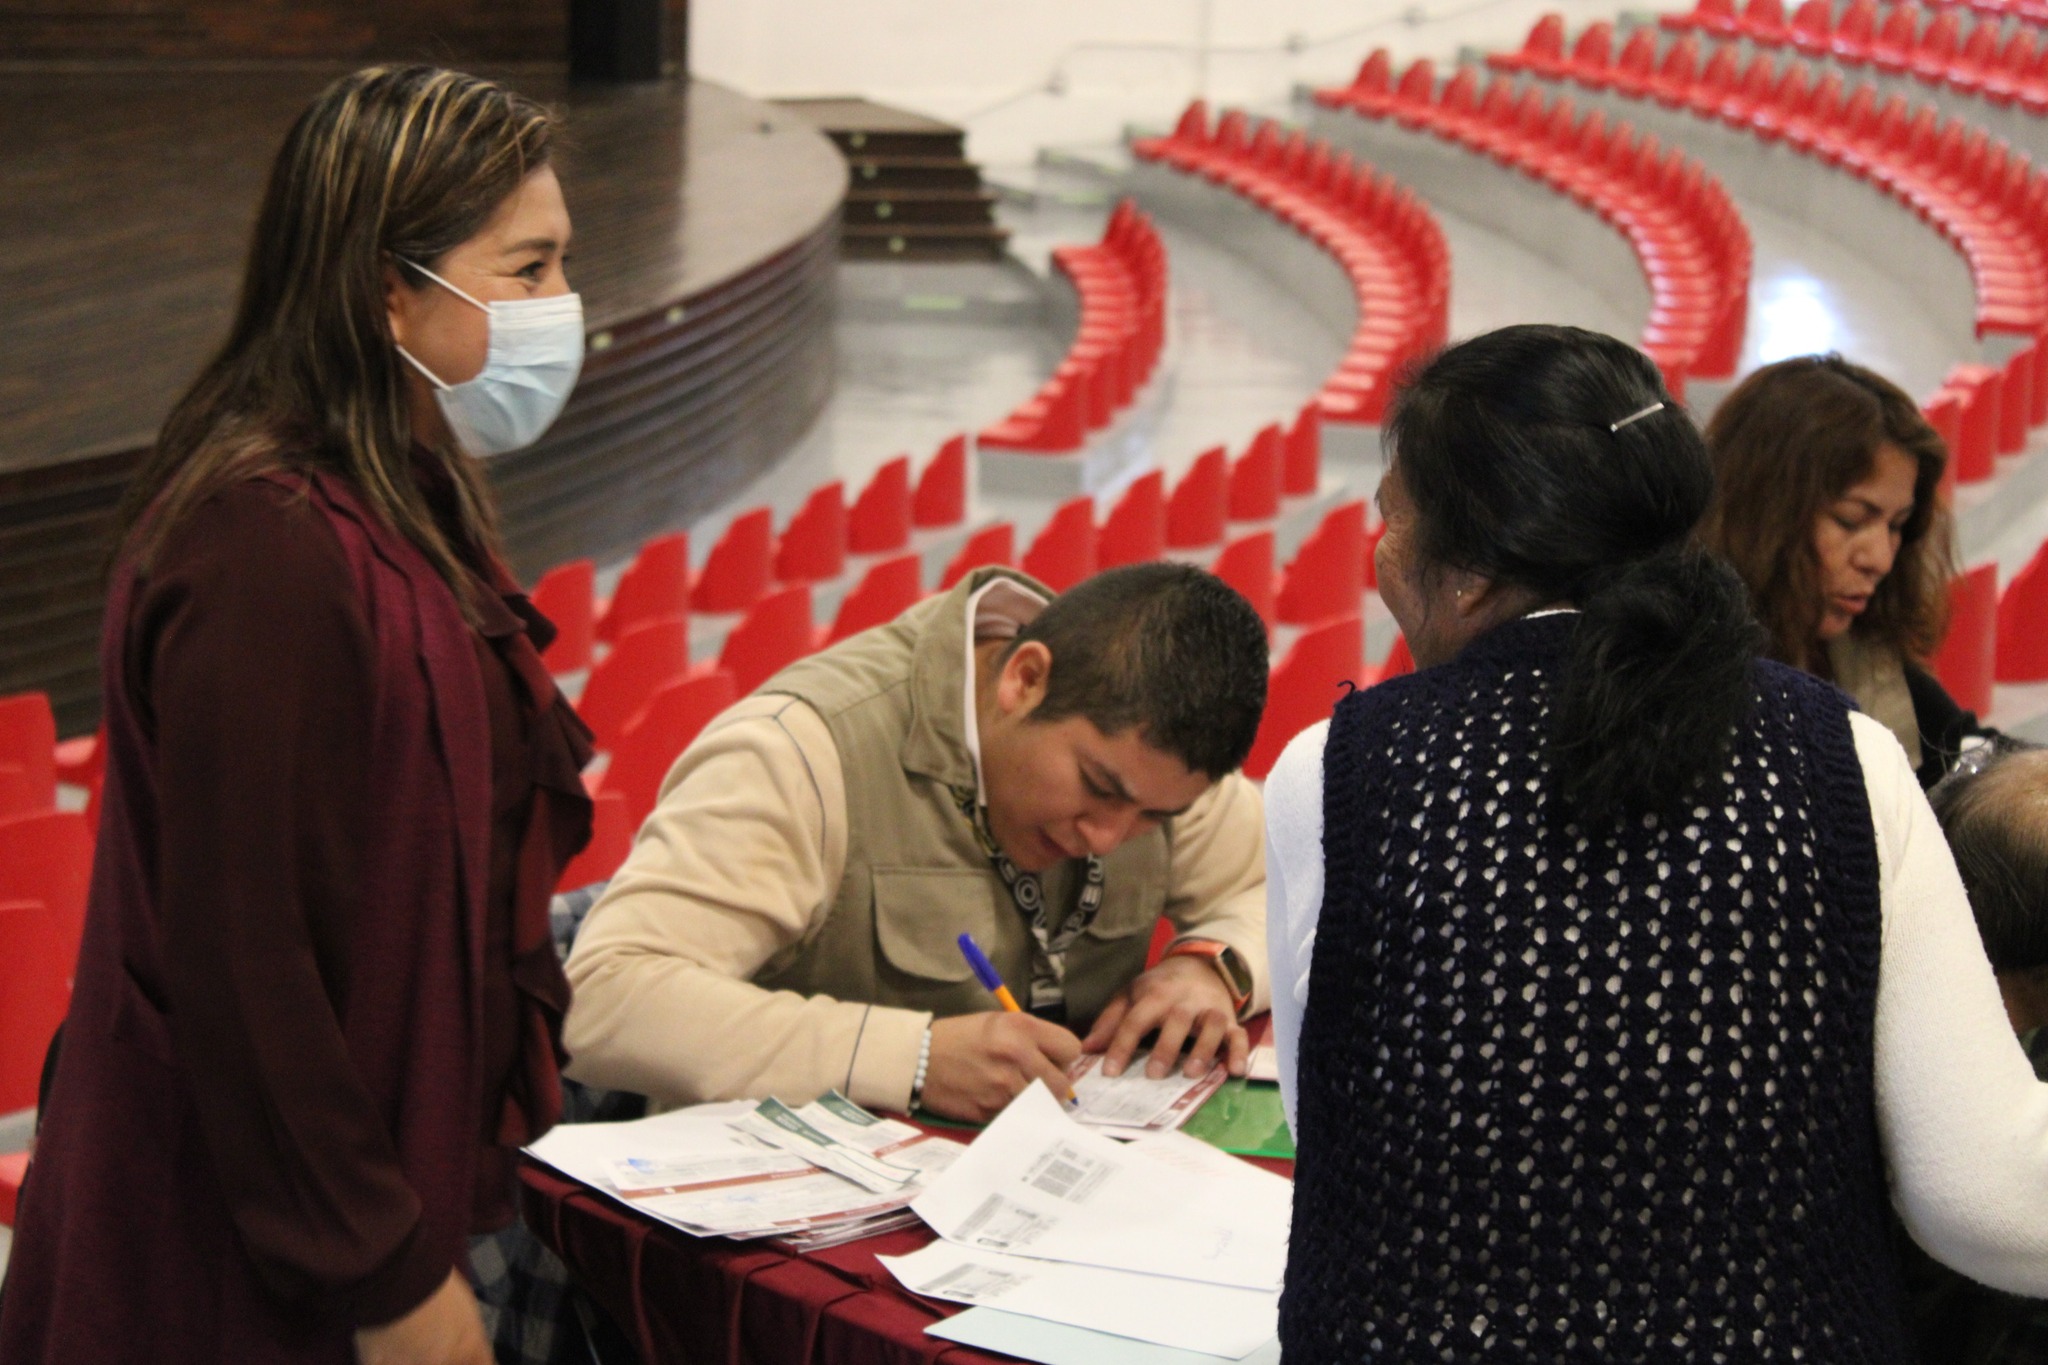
[
  {"xmin": 926, "ymin": 1307, "xmax": 1282, "ymax": 1365},
  {"xmin": 526, "ymin": 1098, "xmax": 964, "ymax": 1240},
  {"xmin": 880, "ymin": 1241, "xmax": 1276, "ymax": 1357},
  {"xmin": 1067, "ymin": 1054, "xmax": 1228, "ymax": 1132},
  {"xmin": 910, "ymin": 1082, "xmax": 1290, "ymax": 1290}
]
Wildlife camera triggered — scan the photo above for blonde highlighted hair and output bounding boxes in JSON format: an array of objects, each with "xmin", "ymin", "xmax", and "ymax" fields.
[{"xmin": 119, "ymin": 65, "xmax": 556, "ymax": 607}]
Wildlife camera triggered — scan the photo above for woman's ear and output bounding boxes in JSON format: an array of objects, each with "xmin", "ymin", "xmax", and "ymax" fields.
[
  {"xmin": 385, "ymin": 262, "xmax": 415, "ymax": 348},
  {"xmin": 995, "ymin": 641, "xmax": 1053, "ymax": 719}
]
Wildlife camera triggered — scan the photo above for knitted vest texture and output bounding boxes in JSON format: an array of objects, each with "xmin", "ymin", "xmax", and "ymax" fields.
[{"xmin": 1282, "ymin": 615, "xmax": 1906, "ymax": 1364}]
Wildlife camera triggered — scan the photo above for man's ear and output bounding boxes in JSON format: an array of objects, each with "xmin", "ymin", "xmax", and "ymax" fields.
[{"xmin": 995, "ymin": 641, "xmax": 1052, "ymax": 718}]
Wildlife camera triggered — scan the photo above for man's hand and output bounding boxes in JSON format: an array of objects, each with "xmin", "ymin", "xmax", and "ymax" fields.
[
  {"xmin": 355, "ymin": 1269, "xmax": 492, "ymax": 1365},
  {"xmin": 921, "ymin": 1011, "xmax": 1082, "ymax": 1123},
  {"xmin": 1082, "ymin": 955, "xmax": 1249, "ymax": 1080}
]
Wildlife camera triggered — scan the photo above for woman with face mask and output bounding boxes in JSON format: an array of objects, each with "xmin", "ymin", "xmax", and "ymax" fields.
[
  {"xmin": 1698, "ymin": 355, "xmax": 1992, "ymax": 789},
  {"xmin": 0, "ymin": 67, "xmax": 592, "ymax": 1365}
]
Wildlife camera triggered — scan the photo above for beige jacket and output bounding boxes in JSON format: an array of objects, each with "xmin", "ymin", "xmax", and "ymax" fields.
[{"xmin": 562, "ymin": 591, "xmax": 1269, "ymax": 1115}]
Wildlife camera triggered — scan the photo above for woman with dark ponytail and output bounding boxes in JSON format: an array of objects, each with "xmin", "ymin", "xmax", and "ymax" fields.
[{"xmin": 1266, "ymin": 325, "xmax": 2048, "ymax": 1363}]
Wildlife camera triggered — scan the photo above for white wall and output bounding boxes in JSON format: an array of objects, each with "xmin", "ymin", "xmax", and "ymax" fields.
[{"xmin": 693, "ymin": 0, "xmax": 1670, "ymax": 170}]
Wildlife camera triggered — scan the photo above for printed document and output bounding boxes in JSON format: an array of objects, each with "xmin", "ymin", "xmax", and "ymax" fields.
[
  {"xmin": 910, "ymin": 1082, "xmax": 1290, "ymax": 1290},
  {"xmin": 1067, "ymin": 1054, "xmax": 1228, "ymax": 1135},
  {"xmin": 880, "ymin": 1241, "xmax": 1277, "ymax": 1357}
]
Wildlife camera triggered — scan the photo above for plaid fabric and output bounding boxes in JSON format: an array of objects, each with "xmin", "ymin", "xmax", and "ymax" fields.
[{"xmin": 469, "ymin": 883, "xmax": 643, "ymax": 1365}]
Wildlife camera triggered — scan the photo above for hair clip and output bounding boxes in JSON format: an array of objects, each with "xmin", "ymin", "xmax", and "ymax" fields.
[{"xmin": 1608, "ymin": 402, "xmax": 1665, "ymax": 433}]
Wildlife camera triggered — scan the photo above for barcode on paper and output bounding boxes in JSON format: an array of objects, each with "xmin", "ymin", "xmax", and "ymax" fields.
[
  {"xmin": 919, "ymin": 1262, "xmax": 1027, "ymax": 1303},
  {"xmin": 1023, "ymin": 1143, "xmax": 1108, "ymax": 1203},
  {"xmin": 954, "ymin": 1194, "xmax": 1052, "ymax": 1249}
]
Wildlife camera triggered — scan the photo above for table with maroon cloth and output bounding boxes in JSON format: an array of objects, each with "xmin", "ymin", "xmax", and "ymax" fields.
[{"xmin": 518, "ymin": 1140, "xmax": 1295, "ymax": 1365}]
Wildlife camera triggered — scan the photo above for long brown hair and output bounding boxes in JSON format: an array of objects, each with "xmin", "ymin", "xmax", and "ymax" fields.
[
  {"xmin": 1698, "ymin": 355, "xmax": 1954, "ymax": 673},
  {"xmin": 116, "ymin": 65, "xmax": 554, "ymax": 605}
]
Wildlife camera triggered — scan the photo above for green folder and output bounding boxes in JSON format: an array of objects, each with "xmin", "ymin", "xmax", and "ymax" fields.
[
  {"xmin": 914, "ymin": 1078, "xmax": 1295, "ymax": 1160},
  {"xmin": 1178, "ymin": 1079, "xmax": 1294, "ymax": 1159}
]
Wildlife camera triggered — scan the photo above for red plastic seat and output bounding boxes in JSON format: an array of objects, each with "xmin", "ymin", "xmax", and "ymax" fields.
[
  {"xmin": 692, "ymin": 508, "xmax": 775, "ymax": 615},
  {"xmin": 53, "ymin": 727, "xmax": 103, "ymax": 791},
  {"xmin": 694, "ymin": 585, "xmax": 814, "ymax": 695},
  {"xmin": 773, "ymin": 483, "xmax": 847, "ymax": 586},
  {"xmin": 1943, "ymin": 365, "xmax": 2001, "ymax": 482},
  {"xmin": 1276, "ymin": 501, "xmax": 1367, "ymax": 626},
  {"xmin": 1245, "ymin": 615, "xmax": 1364, "ymax": 780},
  {"xmin": 578, "ymin": 617, "xmax": 690, "ymax": 752},
  {"xmin": 1997, "ymin": 540, "xmax": 2048, "ymax": 682},
  {"xmin": 1167, "ymin": 447, "xmax": 1230, "ymax": 548},
  {"xmin": 1098, "ymin": 471, "xmax": 1166, "ymax": 570},
  {"xmin": 2000, "ymin": 344, "xmax": 2035, "ymax": 455},
  {"xmin": 1228, "ymin": 424, "xmax": 1284, "ymax": 522},
  {"xmin": 595, "ymin": 532, "xmax": 688, "ymax": 646},
  {"xmin": 530, "ymin": 559, "xmax": 596, "ymax": 674},
  {"xmin": 0, "ymin": 810, "xmax": 93, "ymax": 994},
  {"xmin": 850, "ymin": 457, "xmax": 912, "ymax": 554},
  {"xmin": 0, "ymin": 898, "xmax": 68, "ymax": 1114},
  {"xmin": 1282, "ymin": 405, "xmax": 1322, "ymax": 497},
  {"xmin": 1, "ymin": 1148, "xmax": 29, "ymax": 1226},
  {"xmin": 0, "ymin": 693, "xmax": 56, "ymax": 820},
  {"xmin": 1020, "ymin": 497, "xmax": 1099, "ymax": 593},
  {"xmin": 555, "ymin": 790, "xmax": 632, "ymax": 892},
  {"xmin": 596, "ymin": 673, "xmax": 740, "ymax": 831},
  {"xmin": 821, "ymin": 554, "xmax": 922, "ymax": 647},
  {"xmin": 912, "ymin": 435, "xmax": 969, "ymax": 529},
  {"xmin": 1934, "ymin": 562, "xmax": 1999, "ymax": 716},
  {"xmin": 938, "ymin": 523, "xmax": 1017, "ymax": 591},
  {"xmin": 1209, "ymin": 532, "xmax": 1276, "ymax": 627}
]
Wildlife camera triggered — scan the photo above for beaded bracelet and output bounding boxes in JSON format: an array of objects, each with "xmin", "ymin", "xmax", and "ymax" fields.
[{"xmin": 910, "ymin": 1026, "xmax": 933, "ymax": 1108}]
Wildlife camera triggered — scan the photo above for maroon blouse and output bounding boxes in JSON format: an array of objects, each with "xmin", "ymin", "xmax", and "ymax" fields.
[{"xmin": 0, "ymin": 471, "xmax": 591, "ymax": 1364}]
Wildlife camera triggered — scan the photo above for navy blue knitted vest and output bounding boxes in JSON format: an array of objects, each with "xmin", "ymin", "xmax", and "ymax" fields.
[{"xmin": 1282, "ymin": 615, "xmax": 1906, "ymax": 1363}]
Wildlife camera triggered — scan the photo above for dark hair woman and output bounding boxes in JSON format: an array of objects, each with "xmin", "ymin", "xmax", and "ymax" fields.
[
  {"xmin": 0, "ymin": 67, "xmax": 593, "ymax": 1365},
  {"xmin": 1265, "ymin": 325, "xmax": 2048, "ymax": 1363},
  {"xmin": 1700, "ymin": 354, "xmax": 1987, "ymax": 787}
]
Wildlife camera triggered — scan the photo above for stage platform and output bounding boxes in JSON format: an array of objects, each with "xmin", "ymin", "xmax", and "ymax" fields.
[{"xmin": 0, "ymin": 68, "xmax": 847, "ymax": 733}]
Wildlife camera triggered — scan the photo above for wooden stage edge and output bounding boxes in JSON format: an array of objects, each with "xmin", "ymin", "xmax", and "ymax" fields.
[{"xmin": 0, "ymin": 70, "xmax": 848, "ymax": 734}]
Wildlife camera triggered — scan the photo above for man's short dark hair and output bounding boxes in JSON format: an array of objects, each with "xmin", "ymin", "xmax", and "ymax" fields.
[
  {"xmin": 1929, "ymin": 746, "xmax": 2048, "ymax": 972},
  {"xmin": 1008, "ymin": 562, "xmax": 1269, "ymax": 778}
]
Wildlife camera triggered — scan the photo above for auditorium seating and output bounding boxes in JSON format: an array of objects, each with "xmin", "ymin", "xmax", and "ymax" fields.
[
  {"xmin": 1245, "ymin": 615, "xmax": 1364, "ymax": 780},
  {"xmin": 556, "ymin": 791, "xmax": 632, "ymax": 893},
  {"xmin": 690, "ymin": 585, "xmax": 814, "ymax": 696},
  {"xmin": 594, "ymin": 674, "xmax": 740, "ymax": 832},
  {"xmin": 1276, "ymin": 501, "xmax": 1368, "ymax": 626},
  {"xmin": 849, "ymin": 457, "xmax": 913, "ymax": 554},
  {"xmin": 577, "ymin": 617, "xmax": 691, "ymax": 753},
  {"xmin": 1211, "ymin": 532, "xmax": 1278, "ymax": 628},
  {"xmin": 0, "ymin": 692, "xmax": 57, "ymax": 822},
  {"xmin": 979, "ymin": 202, "xmax": 1168, "ymax": 453},
  {"xmin": 912, "ymin": 434, "xmax": 969, "ymax": 528},
  {"xmin": 774, "ymin": 482, "xmax": 848, "ymax": 586},
  {"xmin": 1996, "ymin": 538, "xmax": 2048, "ymax": 681},
  {"xmin": 0, "ymin": 898, "xmax": 67, "ymax": 1116},
  {"xmin": 1020, "ymin": 496, "xmax": 1100, "ymax": 593},
  {"xmin": 1230, "ymin": 424, "xmax": 1285, "ymax": 523},
  {"xmin": 594, "ymin": 533, "xmax": 688, "ymax": 646},
  {"xmin": 692, "ymin": 509, "xmax": 776, "ymax": 615},
  {"xmin": 1484, "ymin": 16, "xmax": 2048, "ymax": 343},
  {"xmin": 1312, "ymin": 53, "xmax": 1750, "ymax": 389},
  {"xmin": 1098, "ymin": 471, "xmax": 1167, "ymax": 570},
  {"xmin": 530, "ymin": 560, "xmax": 597, "ymax": 674},
  {"xmin": 939, "ymin": 522, "xmax": 1017, "ymax": 590},
  {"xmin": 1935, "ymin": 560, "xmax": 2000, "ymax": 714},
  {"xmin": 821, "ymin": 553, "xmax": 924, "ymax": 646},
  {"xmin": 1166, "ymin": 447, "xmax": 1230, "ymax": 549},
  {"xmin": 1132, "ymin": 101, "xmax": 1451, "ymax": 423}
]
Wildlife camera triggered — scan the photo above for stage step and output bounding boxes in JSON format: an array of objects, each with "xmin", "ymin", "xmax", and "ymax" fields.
[{"xmin": 775, "ymin": 97, "xmax": 1009, "ymax": 262}]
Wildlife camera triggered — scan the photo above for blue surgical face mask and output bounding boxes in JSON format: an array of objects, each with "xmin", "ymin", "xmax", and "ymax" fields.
[{"xmin": 394, "ymin": 257, "xmax": 585, "ymax": 457}]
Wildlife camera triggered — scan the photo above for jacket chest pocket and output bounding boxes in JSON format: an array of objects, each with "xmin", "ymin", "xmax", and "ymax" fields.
[{"xmin": 872, "ymin": 866, "xmax": 1007, "ymax": 990}]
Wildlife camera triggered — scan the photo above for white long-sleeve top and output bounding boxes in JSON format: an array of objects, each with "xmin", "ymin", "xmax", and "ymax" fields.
[{"xmin": 1265, "ymin": 710, "xmax": 2048, "ymax": 1295}]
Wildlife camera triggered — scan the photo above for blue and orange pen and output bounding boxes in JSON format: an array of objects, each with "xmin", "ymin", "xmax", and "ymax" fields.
[{"xmin": 956, "ymin": 933, "xmax": 1079, "ymax": 1105}]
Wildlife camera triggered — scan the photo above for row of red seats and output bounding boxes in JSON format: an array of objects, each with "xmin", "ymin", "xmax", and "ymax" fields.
[
  {"xmin": 1314, "ymin": 51, "xmax": 1750, "ymax": 392},
  {"xmin": 979, "ymin": 201, "xmax": 1168, "ymax": 453},
  {"xmin": 1131, "ymin": 100, "xmax": 1451, "ymax": 423},
  {"xmin": 1662, "ymin": 0, "xmax": 2048, "ymax": 101},
  {"xmin": 1489, "ymin": 17, "xmax": 2048, "ymax": 339}
]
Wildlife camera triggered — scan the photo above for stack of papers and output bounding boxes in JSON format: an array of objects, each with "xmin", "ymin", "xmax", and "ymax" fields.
[
  {"xmin": 525, "ymin": 1091, "xmax": 964, "ymax": 1246},
  {"xmin": 885, "ymin": 1082, "xmax": 1291, "ymax": 1360},
  {"xmin": 1067, "ymin": 1054, "xmax": 1230, "ymax": 1139}
]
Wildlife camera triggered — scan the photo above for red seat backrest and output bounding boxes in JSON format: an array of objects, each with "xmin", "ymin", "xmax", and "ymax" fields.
[
  {"xmin": 0, "ymin": 811, "xmax": 93, "ymax": 989},
  {"xmin": 530, "ymin": 559, "xmax": 596, "ymax": 674},
  {"xmin": 1245, "ymin": 616, "xmax": 1364, "ymax": 780},
  {"xmin": 774, "ymin": 482, "xmax": 848, "ymax": 585},
  {"xmin": 597, "ymin": 673, "xmax": 739, "ymax": 830},
  {"xmin": 1283, "ymin": 405, "xmax": 1322, "ymax": 497},
  {"xmin": 912, "ymin": 436, "xmax": 969, "ymax": 530},
  {"xmin": 851, "ymin": 457, "xmax": 913, "ymax": 553},
  {"xmin": 1933, "ymin": 562, "xmax": 1999, "ymax": 716},
  {"xmin": 595, "ymin": 532, "xmax": 688, "ymax": 645},
  {"xmin": 825, "ymin": 554, "xmax": 923, "ymax": 647},
  {"xmin": 1098, "ymin": 471, "xmax": 1167, "ymax": 570},
  {"xmin": 1210, "ymin": 531, "xmax": 1277, "ymax": 627},
  {"xmin": 1167, "ymin": 447, "xmax": 1230, "ymax": 548},
  {"xmin": 0, "ymin": 694, "xmax": 56, "ymax": 819},
  {"xmin": 1228, "ymin": 424, "xmax": 1284, "ymax": 522},
  {"xmin": 692, "ymin": 508, "xmax": 775, "ymax": 614},
  {"xmin": 1275, "ymin": 501, "xmax": 1367, "ymax": 626},
  {"xmin": 717, "ymin": 585, "xmax": 814, "ymax": 695},
  {"xmin": 555, "ymin": 790, "xmax": 632, "ymax": 893},
  {"xmin": 1021, "ymin": 497, "xmax": 1099, "ymax": 593},
  {"xmin": 1997, "ymin": 540, "xmax": 2048, "ymax": 682},
  {"xmin": 939, "ymin": 523, "xmax": 1017, "ymax": 591},
  {"xmin": 579, "ymin": 617, "xmax": 691, "ymax": 752},
  {"xmin": 0, "ymin": 899, "xmax": 69, "ymax": 1113}
]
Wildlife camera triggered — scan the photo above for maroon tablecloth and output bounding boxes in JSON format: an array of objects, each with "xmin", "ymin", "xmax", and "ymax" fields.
[{"xmin": 518, "ymin": 1146, "xmax": 1295, "ymax": 1365}]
